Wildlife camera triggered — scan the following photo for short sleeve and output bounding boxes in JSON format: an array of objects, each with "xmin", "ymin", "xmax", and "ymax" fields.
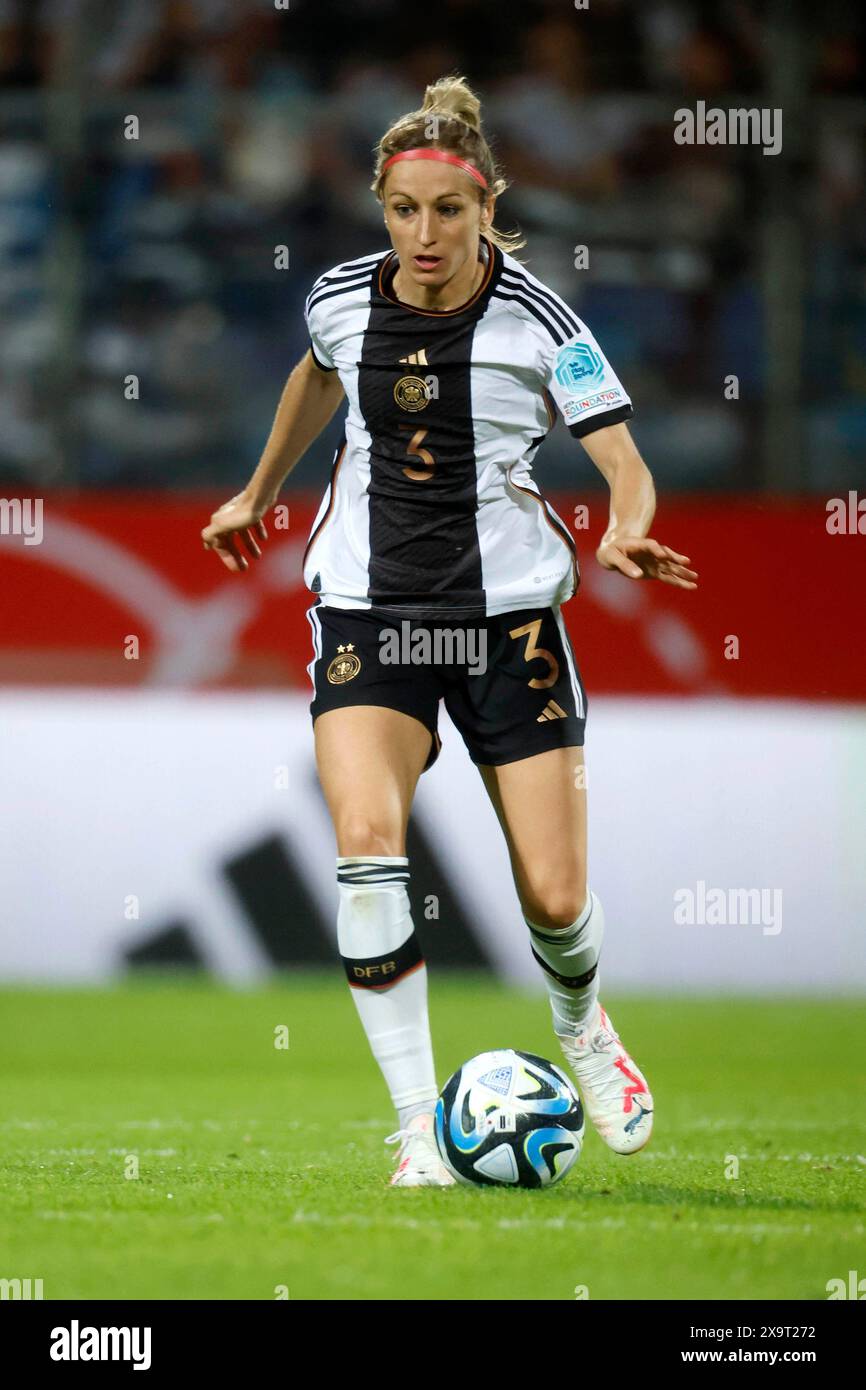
[
  {"xmin": 303, "ymin": 295, "xmax": 337, "ymax": 372},
  {"xmin": 543, "ymin": 320, "xmax": 633, "ymax": 439}
]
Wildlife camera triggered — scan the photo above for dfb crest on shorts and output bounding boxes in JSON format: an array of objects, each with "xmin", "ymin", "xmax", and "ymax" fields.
[
  {"xmin": 326, "ymin": 644, "xmax": 361, "ymax": 684},
  {"xmin": 554, "ymin": 342, "xmax": 604, "ymax": 390}
]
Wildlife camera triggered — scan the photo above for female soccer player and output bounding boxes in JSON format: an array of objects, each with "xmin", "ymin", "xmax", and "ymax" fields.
[{"xmin": 202, "ymin": 76, "xmax": 698, "ymax": 1187}]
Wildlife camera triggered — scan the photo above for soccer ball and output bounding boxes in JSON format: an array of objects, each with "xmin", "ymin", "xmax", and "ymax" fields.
[{"xmin": 434, "ymin": 1048, "xmax": 584, "ymax": 1188}]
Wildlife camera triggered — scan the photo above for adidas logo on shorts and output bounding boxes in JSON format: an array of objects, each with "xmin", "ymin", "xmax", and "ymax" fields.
[{"xmin": 537, "ymin": 700, "xmax": 567, "ymax": 722}]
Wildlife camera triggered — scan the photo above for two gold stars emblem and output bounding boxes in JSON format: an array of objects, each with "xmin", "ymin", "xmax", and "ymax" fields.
[{"xmin": 327, "ymin": 643, "xmax": 361, "ymax": 684}]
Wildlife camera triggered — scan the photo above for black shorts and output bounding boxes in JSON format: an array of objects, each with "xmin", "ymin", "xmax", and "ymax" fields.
[{"xmin": 306, "ymin": 602, "xmax": 587, "ymax": 774}]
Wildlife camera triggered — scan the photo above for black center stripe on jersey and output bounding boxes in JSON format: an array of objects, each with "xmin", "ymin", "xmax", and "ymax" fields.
[{"xmin": 356, "ymin": 240, "xmax": 505, "ymax": 619}]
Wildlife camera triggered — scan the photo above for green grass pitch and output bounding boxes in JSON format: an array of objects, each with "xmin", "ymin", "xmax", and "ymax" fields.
[{"xmin": 1, "ymin": 977, "xmax": 863, "ymax": 1301}]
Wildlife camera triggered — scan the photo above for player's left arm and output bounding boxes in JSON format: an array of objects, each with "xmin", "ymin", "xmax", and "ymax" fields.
[
  {"xmin": 580, "ymin": 422, "xmax": 699, "ymax": 590},
  {"xmin": 538, "ymin": 304, "xmax": 698, "ymax": 590}
]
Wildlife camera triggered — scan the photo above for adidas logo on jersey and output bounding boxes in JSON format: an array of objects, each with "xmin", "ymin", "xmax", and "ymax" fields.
[
  {"xmin": 398, "ymin": 348, "xmax": 429, "ymax": 366},
  {"xmin": 537, "ymin": 700, "xmax": 568, "ymax": 722}
]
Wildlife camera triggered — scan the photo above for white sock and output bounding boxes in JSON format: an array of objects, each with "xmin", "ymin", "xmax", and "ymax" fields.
[
  {"xmin": 524, "ymin": 889, "xmax": 604, "ymax": 1035},
  {"xmin": 336, "ymin": 856, "xmax": 438, "ymax": 1125}
]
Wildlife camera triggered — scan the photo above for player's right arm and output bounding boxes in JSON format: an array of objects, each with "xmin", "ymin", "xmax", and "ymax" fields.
[{"xmin": 201, "ymin": 349, "xmax": 345, "ymax": 574}]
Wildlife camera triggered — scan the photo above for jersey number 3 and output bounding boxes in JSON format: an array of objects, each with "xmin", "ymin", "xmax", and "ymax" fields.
[{"xmin": 401, "ymin": 427, "xmax": 435, "ymax": 481}]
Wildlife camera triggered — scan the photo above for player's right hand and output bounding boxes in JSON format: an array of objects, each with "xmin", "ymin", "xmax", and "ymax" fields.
[{"xmin": 201, "ymin": 493, "xmax": 269, "ymax": 573}]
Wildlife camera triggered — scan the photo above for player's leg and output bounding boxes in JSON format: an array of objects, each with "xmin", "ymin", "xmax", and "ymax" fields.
[
  {"xmin": 313, "ymin": 704, "xmax": 454, "ymax": 1185},
  {"xmin": 442, "ymin": 605, "xmax": 599, "ymax": 1029},
  {"xmin": 476, "ymin": 744, "xmax": 597, "ymax": 1031},
  {"xmin": 477, "ymin": 746, "xmax": 653, "ymax": 1154},
  {"xmin": 445, "ymin": 603, "xmax": 652, "ymax": 1154},
  {"xmin": 478, "ymin": 745, "xmax": 588, "ymax": 925}
]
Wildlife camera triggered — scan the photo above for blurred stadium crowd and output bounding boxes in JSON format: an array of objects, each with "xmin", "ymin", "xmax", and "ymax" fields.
[{"xmin": 0, "ymin": 0, "xmax": 863, "ymax": 491}]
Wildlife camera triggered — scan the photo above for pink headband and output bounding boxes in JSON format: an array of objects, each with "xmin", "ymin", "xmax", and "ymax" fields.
[{"xmin": 381, "ymin": 147, "xmax": 488, "ymax": 191}]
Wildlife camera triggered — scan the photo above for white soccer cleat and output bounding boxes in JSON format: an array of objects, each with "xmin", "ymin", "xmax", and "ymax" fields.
[
  {"xmin": 557, "ymin": 1002, "xmax": 653, "ymax": 1155},
  {"xmin": 385, "ymin": 1112, "xmax": 456, "ymax": 1187}
]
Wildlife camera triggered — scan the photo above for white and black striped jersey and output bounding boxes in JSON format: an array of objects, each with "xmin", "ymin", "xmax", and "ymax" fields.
[{"xmin": 301, "ymin": 235, "xmax": 632, "ymax": 619}]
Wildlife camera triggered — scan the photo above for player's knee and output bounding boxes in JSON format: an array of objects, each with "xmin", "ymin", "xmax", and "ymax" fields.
[
  {"xmin": 523, "ymin": 883, "xmax": 588, "ymax": 932},
  {"xmin": 336, "ymin": 816, "xmax": 404, "ymax": 858}
]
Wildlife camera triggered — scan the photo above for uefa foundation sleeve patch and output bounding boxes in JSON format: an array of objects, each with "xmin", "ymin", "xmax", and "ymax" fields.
[{"xmin": 545, "ymin": 324, "xmax": 633, "ymax": 439}]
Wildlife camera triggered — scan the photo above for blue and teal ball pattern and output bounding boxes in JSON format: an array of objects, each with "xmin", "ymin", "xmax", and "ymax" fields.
[{"xmin": 434, "ymin": 1049, "xmax": 584, "ymax": 1188}]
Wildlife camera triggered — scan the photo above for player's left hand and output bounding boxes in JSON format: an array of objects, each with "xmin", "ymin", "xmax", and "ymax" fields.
[
  {"xmin": 596, "ymin": 536, "xmax": 698, "ymax": 589},
  {"xmin": 201, "ymin": 492, "xmax": 269, "ymax": 574}
]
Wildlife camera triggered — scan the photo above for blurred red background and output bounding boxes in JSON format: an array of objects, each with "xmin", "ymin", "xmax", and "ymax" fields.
[{"xmin": 3, "ymin": 492, "xmax": 863, "ymax": 698}]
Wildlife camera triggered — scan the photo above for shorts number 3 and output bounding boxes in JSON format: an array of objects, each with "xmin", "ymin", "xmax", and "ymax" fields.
[{"xmin": 508, "ymin": 618, "xmax": 559, "ymax": 690}]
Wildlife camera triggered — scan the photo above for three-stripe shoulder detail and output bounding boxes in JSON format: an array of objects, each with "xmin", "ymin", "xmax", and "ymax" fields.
[
  {"xmin": 305, "ymin": 252, "xmax": 384, "ymax": 316},
  {"xmin": 493, "ymin": 266, "xmax": 584, "ymax": 346}
]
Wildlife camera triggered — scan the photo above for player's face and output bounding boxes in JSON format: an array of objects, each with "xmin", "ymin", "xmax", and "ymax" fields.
[{"xmin": 382, "ymin": 161, "xmax": 493, "ymax": 292}]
